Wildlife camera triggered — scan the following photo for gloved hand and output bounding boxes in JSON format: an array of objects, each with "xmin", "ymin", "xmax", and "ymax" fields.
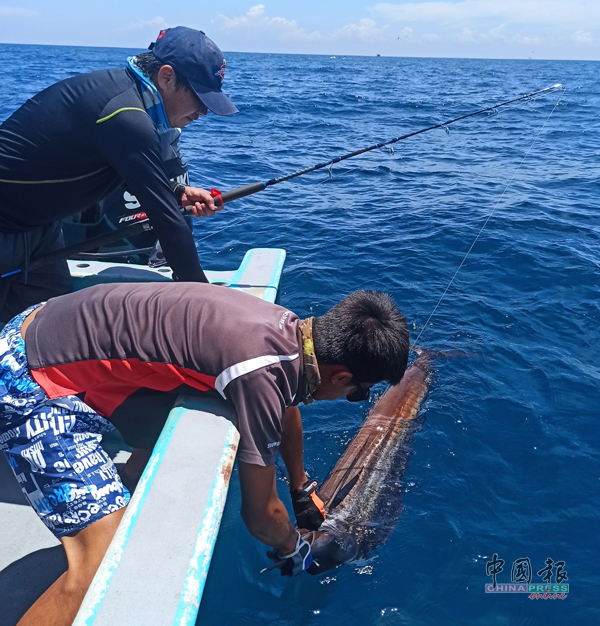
[
  {"xmin": 291, "ymin": 480, "xmax": 326, "ymax": 531},
  {"xmin": 262, "ymin": 530, "xmax": 313, "ymax": 577}
]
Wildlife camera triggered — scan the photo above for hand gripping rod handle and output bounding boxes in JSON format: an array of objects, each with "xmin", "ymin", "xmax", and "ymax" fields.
[
  {"xmin": 212, "ymin": 181, "xmax": 267, "ymax": 207},
  {"xmin": 21, "ymin": 183, "xmax": 265, "ymax": 275}
]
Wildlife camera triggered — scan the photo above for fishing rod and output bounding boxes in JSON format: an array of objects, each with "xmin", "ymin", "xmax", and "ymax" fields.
[
  {"xmin": 211, "ymin": 83, "xmax": 565, "ymax": 207},
  {"xmin": 2, "ymin": 83, "xmax": 564, "ymax": 277},
  {"xmin": 414, "ymin": 85, "xmax": 566, "ymax": 343}
]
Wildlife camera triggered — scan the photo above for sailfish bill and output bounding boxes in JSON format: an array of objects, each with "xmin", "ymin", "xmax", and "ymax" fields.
[{"xmin": 304, "ymin": 346, "xmax": 466, "ymax": 575}]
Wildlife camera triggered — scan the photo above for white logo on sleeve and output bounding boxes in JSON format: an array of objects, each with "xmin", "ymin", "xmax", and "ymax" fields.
[
  {"xmin": 267, "ymin": 441, "xmax": 281, "ymax": 449},
  {"xmin": 123, "ymin": 191, "xmax": 141, "ymax": 210},
  {"xmin": 278, "ymin": 311, "xmax": 290, "ymax": 329}
]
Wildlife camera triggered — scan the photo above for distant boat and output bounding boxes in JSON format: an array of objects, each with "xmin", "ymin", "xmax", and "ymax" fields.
[{"xmin": 376, "ymin": 54, "xmax": 381, "ymax": 57}]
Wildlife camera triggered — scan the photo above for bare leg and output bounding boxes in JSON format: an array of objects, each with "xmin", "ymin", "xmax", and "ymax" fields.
[{"xmin": 17, "ymin": 507, "xmax": 126, "ymax": 626}]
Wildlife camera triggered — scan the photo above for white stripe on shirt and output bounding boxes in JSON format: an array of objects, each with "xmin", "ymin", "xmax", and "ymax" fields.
[{"xmin": 215, "ymin": 353, "xmax": 299, "ymax": 399}]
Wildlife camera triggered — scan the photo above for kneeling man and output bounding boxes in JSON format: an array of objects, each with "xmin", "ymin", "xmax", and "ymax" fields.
[{"xmin": 0, "ymin": 283, "xmax": 409, "ymax": 625}]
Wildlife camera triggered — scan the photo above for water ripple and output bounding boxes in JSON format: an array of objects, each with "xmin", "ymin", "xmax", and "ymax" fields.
[{"xmin": 2, "ymin": 46, "xmax": 598, "ymax": 625}]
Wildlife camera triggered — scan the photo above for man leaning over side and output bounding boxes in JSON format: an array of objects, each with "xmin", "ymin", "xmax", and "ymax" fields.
[{"xmin": 0, "ymin": 284, "xmax": 409, "ymax": 625}]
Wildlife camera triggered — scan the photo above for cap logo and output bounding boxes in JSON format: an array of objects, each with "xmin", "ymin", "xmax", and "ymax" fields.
[
  {"xmin": 157, "ymin": 29, "xmax": 167, "ymax": 40},
  {"xmin": 215, "ymin": 59, "xmax": 226, "ymax": 79}
]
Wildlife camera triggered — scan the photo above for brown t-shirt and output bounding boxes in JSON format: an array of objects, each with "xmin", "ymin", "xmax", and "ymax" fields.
[{"xmin": 25, "ymin": 282, "xmax": 303, "ymax": 466}]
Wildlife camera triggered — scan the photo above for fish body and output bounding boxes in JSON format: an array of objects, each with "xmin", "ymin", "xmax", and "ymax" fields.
[{"xmin": 307, "ymin": 350, "xmax": 437, "ymax": 575}]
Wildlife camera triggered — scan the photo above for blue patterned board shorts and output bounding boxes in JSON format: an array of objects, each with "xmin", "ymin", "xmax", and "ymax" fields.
[{"xmin": 0, "ymin": 304, "xmax": 130, "ymax": 538}]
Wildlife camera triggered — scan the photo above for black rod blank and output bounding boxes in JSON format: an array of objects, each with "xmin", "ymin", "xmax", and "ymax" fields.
[{"xmin": 5, "ymin": 83, "xmax": 564, "ymax": 276}]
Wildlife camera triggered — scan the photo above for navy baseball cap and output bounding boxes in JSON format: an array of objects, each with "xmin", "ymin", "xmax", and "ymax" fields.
[{"xmin": 149, "ymin": 26, "xmax": 238, "ymax": 116}]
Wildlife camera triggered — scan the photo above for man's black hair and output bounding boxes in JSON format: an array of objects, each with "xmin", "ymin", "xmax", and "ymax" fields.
[
  {"xmin": 134, "ymin": 51, "xmax": 190, "ymax": 92},
  {"xmin": 312, "ymin": 291, "xmax": 409, "ymax": 386}
]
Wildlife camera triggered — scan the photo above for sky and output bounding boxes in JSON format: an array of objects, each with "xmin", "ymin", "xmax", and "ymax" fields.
[{"xmin": 0, "ymin": 0, "xmax": 598, "ymax": 60}]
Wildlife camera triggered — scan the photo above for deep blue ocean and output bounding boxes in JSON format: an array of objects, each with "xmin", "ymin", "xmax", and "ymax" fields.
[{"xmin": 2, "ymin": 45, "xmax": 598, "ymax": 625}]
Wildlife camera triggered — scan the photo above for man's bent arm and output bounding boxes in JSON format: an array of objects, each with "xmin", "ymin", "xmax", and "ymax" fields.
[
  {"xmin": 279, "ymin": 406, "xmax": 308, "ymax": 490},
  {"xmin": 238, "ymin": 461, "xmax": 298, "ymax": 554},
  {"xmin": 93, "ymin": 109, "xmax": 208, "ymax": 282}
]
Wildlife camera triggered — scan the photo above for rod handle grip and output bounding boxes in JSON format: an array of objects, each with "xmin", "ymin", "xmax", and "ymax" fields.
[{"xmin": 213, "ymin": 181, "xmax": 266, "ymax": 207}]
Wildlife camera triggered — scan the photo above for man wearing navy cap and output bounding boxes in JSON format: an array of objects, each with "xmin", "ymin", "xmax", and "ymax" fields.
[{"xmin": 0, "ymin": 27, "xmax": 237, "ymax": 322}]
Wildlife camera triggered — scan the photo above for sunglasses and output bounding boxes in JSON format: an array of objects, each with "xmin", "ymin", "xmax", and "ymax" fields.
[{"xmin": 346, "ymin": 378, "xmax": 371, "ymax": 403}]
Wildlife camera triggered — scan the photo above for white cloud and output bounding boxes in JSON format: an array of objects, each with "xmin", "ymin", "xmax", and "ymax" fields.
[
  {"xmin": 0, "ymin": 6, "xmax": 37, "ymax": 18},
  {"xmin": 216, "ymin": 5, "xmax": 384, "ymax": 43},
  {"xmin": 373, "ymin": 0, "xmax": 600, "ymax": 26},
  {"xmin": 376, "ymin": 1, "xmax": 503, "ymax": 23},
  {"xmin": 216, "ymin": 4, "xmax": 317, "ymax": 40},
  {"xmin": 514, "ymin": 34, "xmax": 541, "ymax": 46},
  {"xmin": 336, "ymin": 18, "xmax": 381, "ymax": 41},
  {"xmin": 247, "ymin": 5, "xmax": 265, "ymax": 18},
  {"xmin": 218, "ymin": 4, "xmax": 264, "ymax": 28},
  {"xmin": 124, "ymin": 16, "xmax": 168, "ymax": 32},
  {"xmin": 573, "ymin": 29, "xmax": 593, "ymax": 45},
  {"xmin": 488, "ymin": 24, "xmax": 507, "ymax": 41},
  {"xmin": 211, "ymin": 2, "xmax": 598, "ymax": 59},
  {"xmin": 457, "ymin": 26, "xmax": 475, "ymax": 43},
  {"xmin": 452, "ymin": 23, "xmax": 543, "ymax": 46}
]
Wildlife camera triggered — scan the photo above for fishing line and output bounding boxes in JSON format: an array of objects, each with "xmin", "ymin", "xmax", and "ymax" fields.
[
  {"xmin": 194, "ymin": 206, "xmax": 272, "ymax": 245},
  {"xmin": 3, "ymin": 84, "xmax": 565, "ymax": 276},
  {"xmin": 198, "ymin": 84, "xmax": 566, "ymax": 211},
  {"xmin": 414, "ymin": 87, "xmax": 566, "ymax": 344},
  {"xmin": 199, "ymin": 86, "xmax": 564, "ymax": 251},
  {"xmin": 259, "ymin": 85, "xmax": 564, "ymax": 191}
]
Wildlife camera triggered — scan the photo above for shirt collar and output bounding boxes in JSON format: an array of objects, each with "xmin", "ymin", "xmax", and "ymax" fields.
[
  {"xmin": 127, "ymin": 56, "xmax": 171, "ymax": 131},
  {"xmin": 127, "ymin": 56, "xmax": 185, "ymax": 164},
  {"xmin": 299, "ymin": 317, "xmax": 321, "ymax": 405}
]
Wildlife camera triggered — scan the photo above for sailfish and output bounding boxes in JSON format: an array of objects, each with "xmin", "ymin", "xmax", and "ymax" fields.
[{"xmin": 305, "ymin": 347, "xmax": 464, "ymax": 575}]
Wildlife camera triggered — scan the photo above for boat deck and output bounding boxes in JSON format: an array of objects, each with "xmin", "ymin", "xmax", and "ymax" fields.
[{"xmin": 0, "ymin": 248, "xmax": 286, "ymax": 626}]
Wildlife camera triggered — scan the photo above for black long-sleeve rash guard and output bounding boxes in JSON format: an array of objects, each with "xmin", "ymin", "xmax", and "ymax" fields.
[{"xmin": 0, "ymin": 69, "xmax": 206, "ymax": 282}]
